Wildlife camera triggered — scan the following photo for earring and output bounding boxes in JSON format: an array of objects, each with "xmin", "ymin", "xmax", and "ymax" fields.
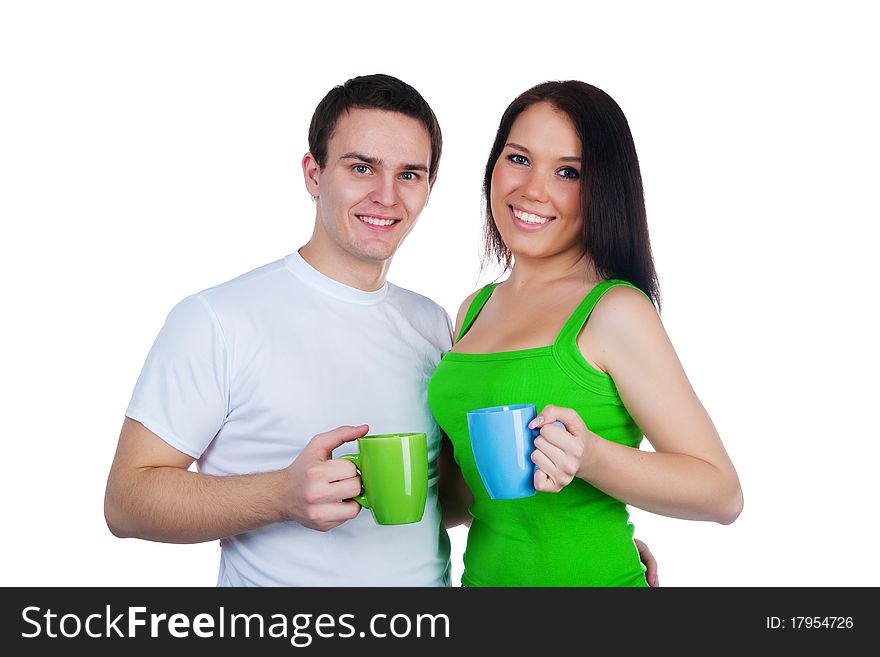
[{"xmin": 311, "ymin": 194, "xmax": 318, "ymax": 202}]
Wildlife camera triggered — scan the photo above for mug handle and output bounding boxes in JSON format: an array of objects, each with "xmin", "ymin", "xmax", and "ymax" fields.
[{"xmin": 340, "ymin": 454, "xmax": 370, "ymax": 509}]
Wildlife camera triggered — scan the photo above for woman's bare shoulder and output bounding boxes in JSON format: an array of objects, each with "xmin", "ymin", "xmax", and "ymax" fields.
[
  {"xmin": 453, "ymin": 288, "xmax": 487, "ymax": 338},
  {"xmin": 579, "ymin": 284, "xmax": 664, "ymax": 370}
]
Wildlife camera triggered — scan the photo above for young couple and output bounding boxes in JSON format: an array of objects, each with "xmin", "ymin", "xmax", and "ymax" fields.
[{"xmin": 104, "ymin": 74, "xmax": 742, "ymax": 587}]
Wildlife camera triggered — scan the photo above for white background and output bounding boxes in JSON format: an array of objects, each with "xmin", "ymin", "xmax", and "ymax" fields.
[{"xmin": 1, "ymin": 0, "xmax": 877, "ymax": 587}]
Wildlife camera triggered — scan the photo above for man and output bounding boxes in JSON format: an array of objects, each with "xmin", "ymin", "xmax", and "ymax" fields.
[{"xmin": 104, "ymin": 74, "xmax": 658, "ymax": 586}]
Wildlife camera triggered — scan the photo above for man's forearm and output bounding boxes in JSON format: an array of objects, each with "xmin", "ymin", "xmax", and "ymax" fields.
[{"xmin": 105, "ymin": 466, "xmax": 288, "ymax": 543}]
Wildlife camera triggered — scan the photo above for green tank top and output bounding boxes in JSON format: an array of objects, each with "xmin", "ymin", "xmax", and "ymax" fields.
[{"xmin": 428, "ymin": 279, "xmax": 649, "ymax": 586}]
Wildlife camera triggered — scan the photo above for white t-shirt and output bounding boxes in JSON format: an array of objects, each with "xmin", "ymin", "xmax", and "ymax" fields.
[{"xmin": 126, "ymin": 252, "xmax": 453, "ymax": 586}]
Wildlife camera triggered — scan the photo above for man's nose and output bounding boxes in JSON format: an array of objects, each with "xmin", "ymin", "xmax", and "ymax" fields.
[{"xmin": 370, "ymin": 173, "xmax": 399, "ymax": 206}]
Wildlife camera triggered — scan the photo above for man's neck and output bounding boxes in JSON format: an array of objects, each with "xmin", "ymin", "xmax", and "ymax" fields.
[{"xmin": 298, "ymin": 241, "xmax": 390, "ymax": 292}]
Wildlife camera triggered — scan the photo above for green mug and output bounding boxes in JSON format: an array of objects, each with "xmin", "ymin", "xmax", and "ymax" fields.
[{"xmin": 341, "ymin": 433, "xmax": 428, "ymax": 525}]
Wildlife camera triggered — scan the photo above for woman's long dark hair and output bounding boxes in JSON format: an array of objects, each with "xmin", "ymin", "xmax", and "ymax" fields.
[{"xmin": 482, "ymin": 81, "xmax": 661, "ymax": 309}]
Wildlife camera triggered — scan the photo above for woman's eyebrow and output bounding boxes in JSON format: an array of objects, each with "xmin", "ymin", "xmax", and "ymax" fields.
[{"xmin": 505, "ymin": 143, "xmax": 580, "ymax": 162}]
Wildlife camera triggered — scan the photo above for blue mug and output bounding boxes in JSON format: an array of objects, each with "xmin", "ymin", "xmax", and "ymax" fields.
[{"xmin": 466, "ymin": 404, "xmax": 564, "ymax": 500}]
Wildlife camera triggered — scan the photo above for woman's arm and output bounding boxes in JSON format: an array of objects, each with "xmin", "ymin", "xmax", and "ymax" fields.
[
  {"xmin": 435, "ymin": 291, "xmax": 482, "ymax": 528},
  {"xmin": 531, "ymin": 286, "xmax": 743, "ymax": 524},
  {"xmin": 438, "ymin": 433, "xmax": 473, "ymax": 528}
]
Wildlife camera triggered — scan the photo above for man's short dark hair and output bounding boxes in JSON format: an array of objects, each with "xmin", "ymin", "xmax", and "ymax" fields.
[{"xmin": 308, "ymin": 74, "xmax": 442, "ymax": 182}]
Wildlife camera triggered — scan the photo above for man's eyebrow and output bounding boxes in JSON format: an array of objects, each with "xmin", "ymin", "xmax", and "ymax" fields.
[
  {"xmin": 505, "ymin": 142, "xmax": 580, "ymax": 163},
  {"xmin": 340, "ymin": 152, "xmax": 429, "ymax": 172},
  {"xmin": 341, "ymin": 152, "xmax": 380, "ymax": 165}
]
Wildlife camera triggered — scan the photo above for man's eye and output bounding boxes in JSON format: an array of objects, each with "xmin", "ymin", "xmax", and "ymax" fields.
[
  {"xmin": 558, "ymin": 167, "xmax": 580, "ymax": 180},
  {"xmin": 400, "ymin": 172, "xmax": 419, "ymax": 181},
  {"xmin": 353, "ymin": 165, "xmax": 370, "ymax": 174},
  {"xmin": 508, "ymin": 154, "xmax": 529, "ymax": 165}
]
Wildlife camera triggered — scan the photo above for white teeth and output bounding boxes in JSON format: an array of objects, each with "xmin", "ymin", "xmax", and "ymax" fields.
[
  {"xmin": 359, "ymin": 215, "xmax": 396, "ymax": 226},
  {"xmin": 513, "ymin": 209, "xmax": 550, "ymax": 225}
]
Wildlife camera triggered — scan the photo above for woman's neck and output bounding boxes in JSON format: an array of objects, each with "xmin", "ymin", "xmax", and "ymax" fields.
[{"xmin": 504, "ymin": 251, "xmax": 598, "ymax": 291}]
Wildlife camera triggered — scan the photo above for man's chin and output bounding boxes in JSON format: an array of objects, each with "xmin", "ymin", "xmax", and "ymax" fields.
[{"xmin": 352, "ymin": 241, "xmax": 401, "ymax": 264}]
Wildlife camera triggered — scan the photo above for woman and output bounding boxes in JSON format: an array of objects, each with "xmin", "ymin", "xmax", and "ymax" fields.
[{"xmin": 429, "ymin": 81, "xmax": 742, "ymax": 586}]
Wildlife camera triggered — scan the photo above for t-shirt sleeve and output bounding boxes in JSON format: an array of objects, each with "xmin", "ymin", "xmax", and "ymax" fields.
[
  {"xmin": 440, "ymin": 308, "xmax": 454, "ymax": 352},
  {"xmin": 125, "ymin": 293, "xmax": 228, "ymax": 459}
]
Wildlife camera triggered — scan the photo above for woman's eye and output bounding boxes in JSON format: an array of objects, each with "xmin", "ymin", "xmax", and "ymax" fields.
[
  {"xmin": 558, "ymin": 167, "xmax": 580, "ymax": 180},
  {"xmin": 508, "ymin": 154, "xmax": 529, "ymax": 166}
]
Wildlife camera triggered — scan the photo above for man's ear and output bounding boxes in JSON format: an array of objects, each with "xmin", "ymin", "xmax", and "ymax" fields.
[{"xmin": 302, "ymin": 152, "xmax": 321, "ymax": 198}]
